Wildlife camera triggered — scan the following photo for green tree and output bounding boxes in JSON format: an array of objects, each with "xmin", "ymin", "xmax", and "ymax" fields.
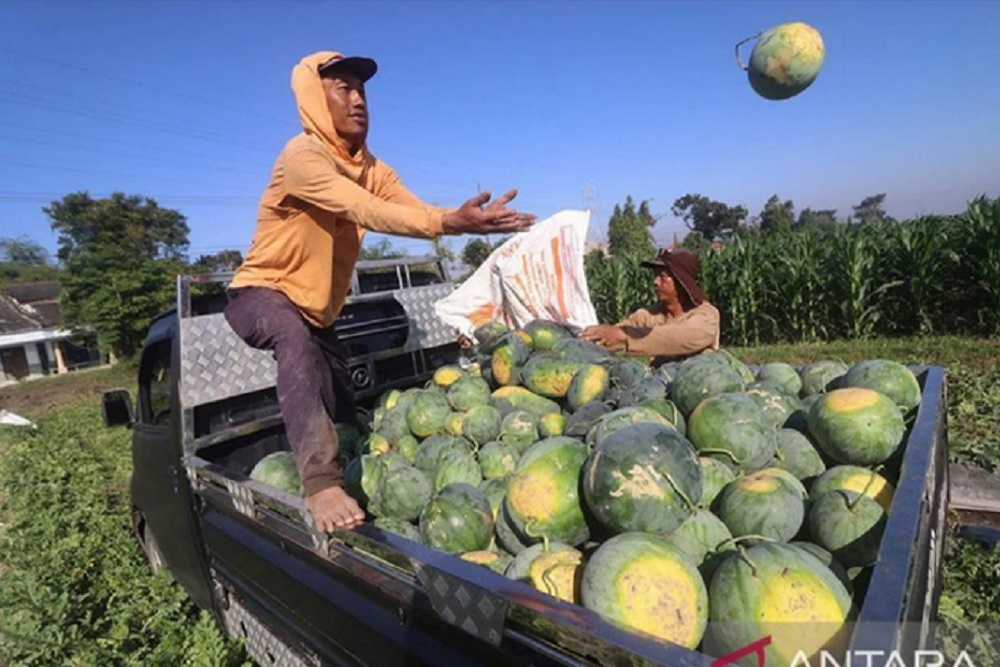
[
  {"xmin": 0, "ymin": 236, "xmax": 61, "ymax": 285},
  {"xmin": 45, "ymin": 192, "xmax": 190, "ymax": 359},
  {"xmin": 431, "ymin": 237, "xmax": 456, "ymax": 262},
  {"xmin": 0, "ymin": 236, "xmax": 49, "ymax": 264},
  {"xmin": 607, "ymin": 196, "xmax": 657, "ymax": 259},
  {"xmin": 359, "ymin": 237, "xmax": 407, "ymax": 260},
  {"xmin": 797, "ymin": 208, "xmax": 839, "ymax": 227},
  {"xmin": 758, "ymin": 195, "xmax": 796, "ymax": 233},
  {"xmin": 192, "ymin": 250, "xmax": 244, "ymax": 273},
  {"xmin": 671, "ymin": 194, "xmax": 748, "ymax": 240},
  {"xmin": 461, "ymin": 238, "xmax": 493, "ymax": 269},
  {"xmin": 851, "ymin": 193, "xmax": 892, "ymax": 225}
]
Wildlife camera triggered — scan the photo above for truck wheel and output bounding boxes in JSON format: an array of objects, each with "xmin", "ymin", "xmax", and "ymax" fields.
[{"xmin": 143, "ymin": 523, "xmax": 167, "ymax": 575}]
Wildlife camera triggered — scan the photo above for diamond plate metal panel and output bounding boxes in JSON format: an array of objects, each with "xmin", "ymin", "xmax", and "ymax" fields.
[
  {"xmin": 179, "ymin": 287, "xmax": 454, "ymax": 410},
  {"xmin": 222, "ymin": 592, "xmax": 313, "ymax": 667},
  {"xmin": 395, "ymin": 284, "xmax": 456, "ymax": 351},
  {"xmin": 226, "ymin": 478, "xmax": 256, "ymax": 518},
  {"xmin": 416, "ymin": 565, "xmax": 507, "ymax": 646},
  {"xmin": 179, "ymin": 314, "xmax": 277, "ymax": 409}
]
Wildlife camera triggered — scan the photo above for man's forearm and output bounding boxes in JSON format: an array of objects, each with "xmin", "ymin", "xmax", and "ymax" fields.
[{"xmin": 622, "ymin": 324, "xmax": 716, "ymax": 358}]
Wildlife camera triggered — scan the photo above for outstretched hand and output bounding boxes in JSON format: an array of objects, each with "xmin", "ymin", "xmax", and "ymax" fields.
[
  {"xmin": 441, "ymin": 189, "xmax": 536, "ymax": 235},
  {"xmin": 580, "ymin": 324, "xmax": 627, "ymax": 352}
]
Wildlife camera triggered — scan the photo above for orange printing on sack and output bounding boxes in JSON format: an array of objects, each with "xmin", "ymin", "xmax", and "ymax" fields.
[
  {"xmin": 550, "ymin": 237, "xmax": 569, "ymax": 320},
  {"xmin": 468, "ymin": 303, "xmax": 497, "ymax": 327}
]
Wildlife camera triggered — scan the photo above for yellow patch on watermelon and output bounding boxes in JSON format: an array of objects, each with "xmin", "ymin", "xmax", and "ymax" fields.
[
  {"xmin": 492, "ymin": 349, "xmax": 515, "ymax": 386},
  {"xmin": 841, "ymin": 472, "xmax": 895, "ymax": 512},
  {"xmin": 533, "ymin": 371, "xmax": 577, "ymax": 398},
  {"xmin": 433, "ymin": 366, "xmax": 464, "ymax": 388},
  {"xmin": 609, "ymin": 464, "xmax": 667, "ymax": 500},
  {"xmin": 461, "ymin": 550, "xmax": 501, "ymax": 566},
  {"xmin": 444, "ymin": 412, "xmax": 464, "ymax": 436},
  {"xmin": 739, "ymin": 472, "xmax": 781, "ymax": 493},
  {"xmin": 507, "ymin": 471, "xmax": 560, "ymax": 522},
  {"xmin": 539, "ymin": 412, "xmax": 566, "ymax": 436},
  {"xmin": 759, "ymin": 568, "xmax": 848, "ymax": 659},
  {"xmin": 367, "ymin": 434, "xmax": 391, "ymax": 456},
  {"xmin": 825, "ymin": 388, "xmax": 882, "ymax": 413},
  {"xmin": 529, "ymin": 550, "xmax": 583, "ymax": 604},
  {"xmin": 613, "ymin": 555, "xmax": 704, "ymax": 648},
  {"xmin": 578, "ymin": 366, "xmax": 609, "ymax": 403},
  {"xmin": 514, "ymin": 330, "xmax": 533, "ymax": 347}
]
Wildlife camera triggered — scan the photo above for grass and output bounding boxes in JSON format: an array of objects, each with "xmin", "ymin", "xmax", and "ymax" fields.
[
  {"xmin": 0, "ymin": 366, "xmax": 249, "ymax": 667},
  {"xmin": 1, "ymin": 339, "xmax": 998, "ymax": 664}
]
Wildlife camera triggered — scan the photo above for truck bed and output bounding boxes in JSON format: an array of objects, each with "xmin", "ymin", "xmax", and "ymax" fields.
[{"xmin": 183, "ymin": 366, "xmax": 949, "ymax": 667}]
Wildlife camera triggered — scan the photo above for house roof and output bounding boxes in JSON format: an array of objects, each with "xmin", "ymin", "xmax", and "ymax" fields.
[
  {"xmin": 3, "ymin": 281, "xmax": 60, "ymax": 303},
  {"xmin": 1, "ymin": 281, "xmax": 63, "ymax": 328},
  {"xmin": 22, "ymin": 302, "xmax": 62, "ymax": 328},
  {"xmin": 0, "ymin": 294, "xmax": 42, "ymax": 335}
]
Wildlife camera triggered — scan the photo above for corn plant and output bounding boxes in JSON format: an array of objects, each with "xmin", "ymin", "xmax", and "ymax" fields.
[
  {"xmin": 771, "ymin": 227, "xmax": 831, "ymax": 342},
  {"xmin": 702, "ymin": 234, "xmax": 775, "ymax": 346},
  {"xmin": 961, "ymin": 196, "xmax": 1000, "ymax": 335},
  {"xmin": 585, "ymin": 254, "xmax": 654, "ymax": 324},
  {"xmin": 881, "ymin": 215, "xmax": 958, "ymax": 336},
  {"xmin": 827, "ymin": 224, "xmax": 902, "ymax": 339},
  {"xmin": 586, "ymin": 197, "xmax": 1000, "ymax": 344}
]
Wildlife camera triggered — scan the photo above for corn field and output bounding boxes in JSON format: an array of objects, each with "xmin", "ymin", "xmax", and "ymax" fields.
[{"xmin": 585, "ymin": 196, "xmax": 1000, "ymax": 346}]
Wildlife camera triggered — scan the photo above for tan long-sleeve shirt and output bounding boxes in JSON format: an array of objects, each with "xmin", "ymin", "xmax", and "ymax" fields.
[
  {"xmin": 617, "ymin": 301, "xmax": 721, "ymax": 359},
  {"xmin": 229, "ymin": 51, "xmax": 450, "ymax": 328}
]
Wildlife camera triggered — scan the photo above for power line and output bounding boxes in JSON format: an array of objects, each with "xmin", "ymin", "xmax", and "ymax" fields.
[
  {"xmin": 0, "ymin": 134, "xmax": 267, "ymax": 176},
  {"xmin": 0, "ymin": 121, "xmax": 275, "ymax": 169},
  {"xmin": 0, "ymin": 94, "xmax": 276, "ymax": 154},
  {"xmin": 0, "ymin": 159, "xmax": 265, "ymax": 189},
  {"xmin": 0, "ymin": 46, "xmax": 289, "ymax": 124},
  {"xmin": 0, "ymin": 191, "xmax": 261, "ymax": 206},
  {"xmin": 0, "ymin": 78, "xmax": 267, "ymax": 145}
]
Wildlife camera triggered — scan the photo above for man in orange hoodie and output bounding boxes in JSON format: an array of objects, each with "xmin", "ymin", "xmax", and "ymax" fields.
[{"xmin": 226, "ymin": 52, "xmax": 534, "ymax": 533}]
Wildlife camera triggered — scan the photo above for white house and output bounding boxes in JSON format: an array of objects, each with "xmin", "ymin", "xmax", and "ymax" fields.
[{"xmin": 0, "ymin": 282, "xmax": 104, "ymax": 385}]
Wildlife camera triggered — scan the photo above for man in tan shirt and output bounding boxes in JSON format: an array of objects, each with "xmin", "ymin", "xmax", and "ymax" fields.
[
  {"xmin": 226, "ymin": 51, "xmax": 534, "ymax": 532},
  {"xmin": 580, "ymin": 247, "xmax": 720, "ymax": 361}
]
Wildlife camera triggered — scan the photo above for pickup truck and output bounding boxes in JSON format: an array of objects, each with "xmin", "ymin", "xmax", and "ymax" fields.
[{"xmin": 101, "ymin": 256, "xmax": 950, "ymax": 667}]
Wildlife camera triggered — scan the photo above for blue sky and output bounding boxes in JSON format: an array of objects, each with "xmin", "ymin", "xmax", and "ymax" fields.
[{"xmin": 1, "ymin": 0, "xmax": 998, "ymax": 262}]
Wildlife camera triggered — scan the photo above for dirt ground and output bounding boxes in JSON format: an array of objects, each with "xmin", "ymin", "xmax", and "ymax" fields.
[{"xmin": 0, "ymin": 363, "xmax": 135, "ymax": 418}]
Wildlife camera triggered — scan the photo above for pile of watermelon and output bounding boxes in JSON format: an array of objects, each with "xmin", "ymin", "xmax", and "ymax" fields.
[{"xmin": 253, "ymin": 320, "xmax": 923, "ymax": 665}]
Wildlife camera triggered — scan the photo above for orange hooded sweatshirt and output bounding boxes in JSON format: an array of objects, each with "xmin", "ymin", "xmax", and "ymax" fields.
[{"xmin": 229, "ymin": 51, "xmax": 450, "ymax": 328}]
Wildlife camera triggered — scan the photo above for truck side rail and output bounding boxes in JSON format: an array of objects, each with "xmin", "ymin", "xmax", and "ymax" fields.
[
  {"xmin": 185, "ymin": 457, "xmax": 706, "ymax": 667},
  {"xmin": 850, "ymin": 365, "xmax": 948, "ymax": 656}
]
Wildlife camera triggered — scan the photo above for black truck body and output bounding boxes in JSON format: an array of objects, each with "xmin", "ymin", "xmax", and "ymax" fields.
[{"xmin": 103, "ymin": 259, "xmax": 949, "ymax": 667}]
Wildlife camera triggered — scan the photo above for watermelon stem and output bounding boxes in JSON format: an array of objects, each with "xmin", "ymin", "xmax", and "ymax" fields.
[
  {"xmin": 662, "ymin": 471, "xmax": 696, "ymax": 511},
  {"xmin": 717, "ymin": 534, "xmax": 777, "ymax": 552},
  {"xmin": 524, "ymin": 520, "xmax": 550, "ymax": 552},
  {"xmin": 734, "ymin": 32, "xmax": 762, "ymax": 72},
  {"xmin": 540, "ymin": 560, "xmax": 569, "ymax": 598},
  {"xmin": 850, "ymin": 470, "xmax": 880, "ymax": 511},
  {"xmin": 697, "ymin": 449, "xmax": 743, "ymax": 466},
  {"xmin": 736, "ymin": 545, "xmax": 759, "ymax": 578}
]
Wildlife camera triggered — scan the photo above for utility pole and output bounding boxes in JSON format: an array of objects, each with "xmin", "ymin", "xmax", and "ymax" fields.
[{"xmin": 583, "ymin": 181, "xmax": 604, "ymax": 244}]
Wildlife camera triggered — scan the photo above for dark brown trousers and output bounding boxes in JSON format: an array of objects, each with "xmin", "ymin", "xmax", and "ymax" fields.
[{"xmin": 224, "ymin": 286, "xmax": 355, "ymax": 495}]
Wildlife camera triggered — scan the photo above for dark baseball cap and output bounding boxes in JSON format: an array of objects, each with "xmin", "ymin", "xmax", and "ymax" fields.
[{"xmin": 318, "ymin": 54, "xmax": 378, "ymax": 82}]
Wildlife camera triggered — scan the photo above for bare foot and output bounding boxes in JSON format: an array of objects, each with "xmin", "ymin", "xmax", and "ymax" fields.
[{"xmin": 305, "ymin": 486, "xmax": 365, "ymax": 533}]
